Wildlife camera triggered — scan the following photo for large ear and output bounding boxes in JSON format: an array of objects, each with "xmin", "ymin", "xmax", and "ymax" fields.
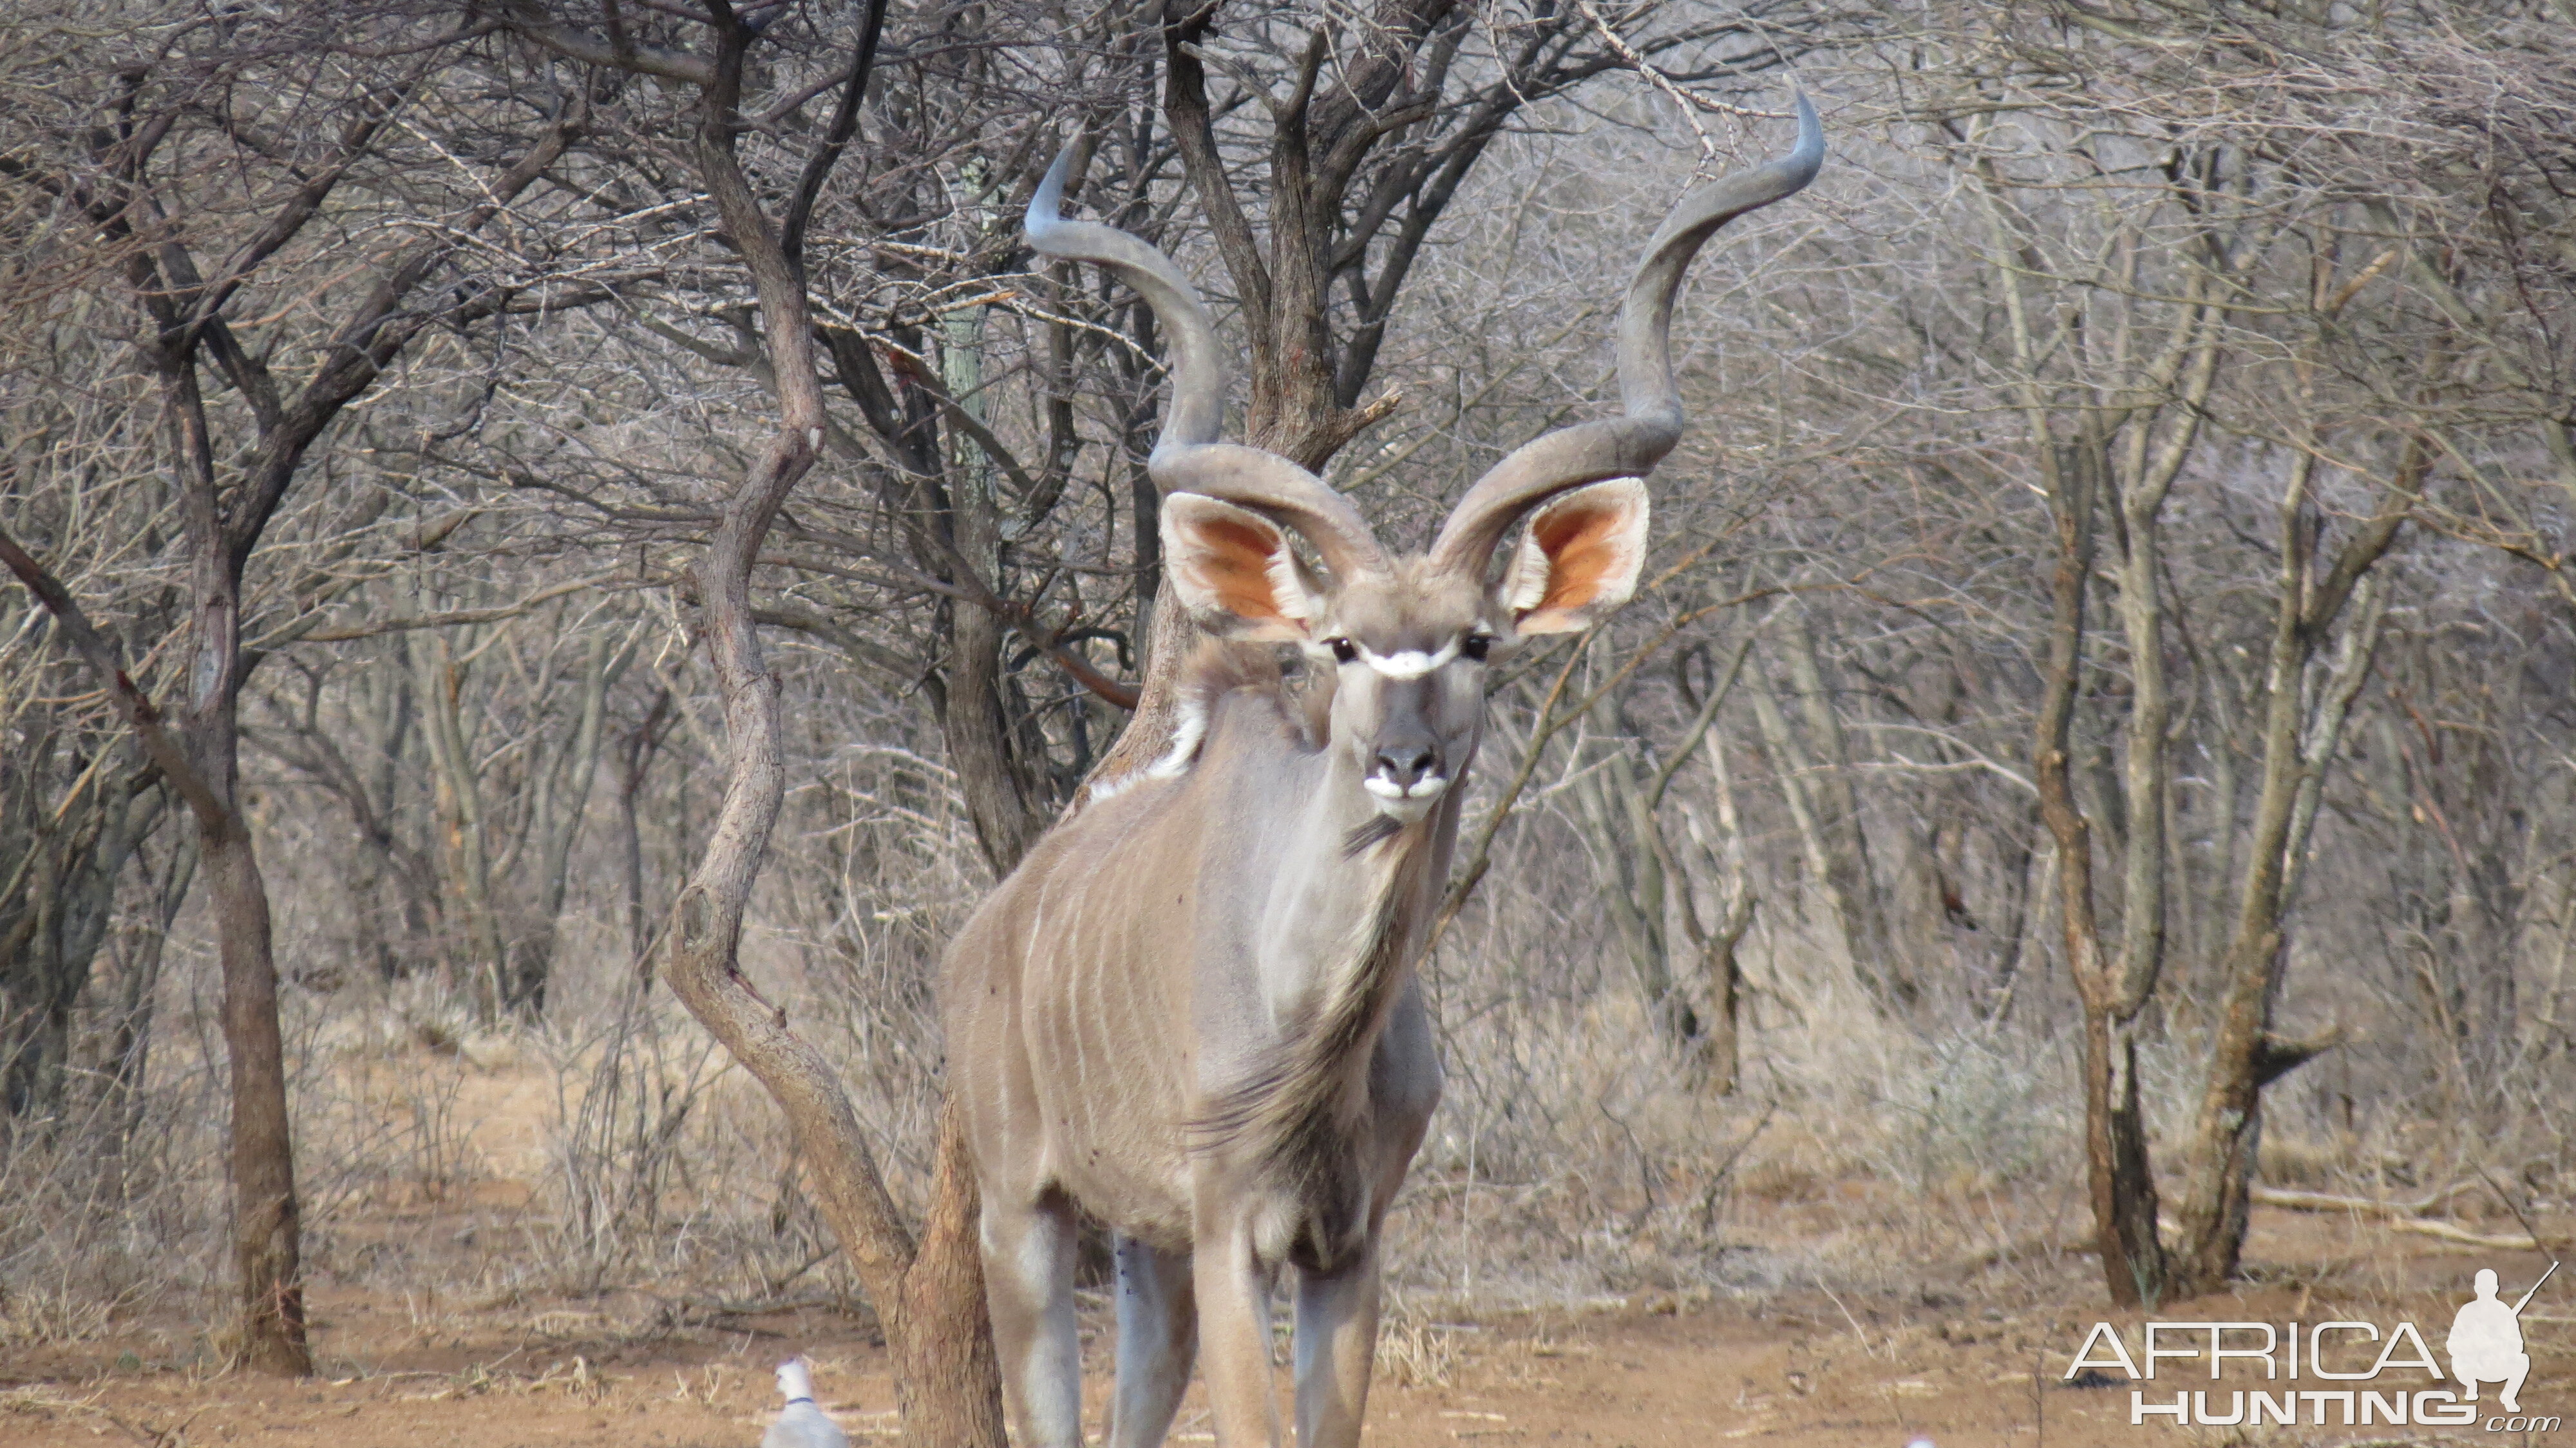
[
  {"xmin": 1498, "ymin": 478, "xmax": 1651, "ymax": 634},
  {"xmin": 1160, "ymin": 494, "xmax": 1322, "ymax": 642}
]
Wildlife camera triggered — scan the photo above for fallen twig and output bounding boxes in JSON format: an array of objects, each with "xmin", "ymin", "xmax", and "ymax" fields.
[
  {"xmin": 2251, "ymin": 1184, "xmax": 2541, "ymax": 1250},
  {"xmin": 2388, "ymin": 1217, "xmax": 2542, "ymax": 1252},
  {"xmin": 2249, "ymin": 1182, "xmax": 2477, "ymax": 1217}
]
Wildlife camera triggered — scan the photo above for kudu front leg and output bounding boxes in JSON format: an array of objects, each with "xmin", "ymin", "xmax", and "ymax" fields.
[
  {"xmin": 1292, "ymin": 1243, "xmax": 1383, "ymax": 1448},
  {"xmin": 978, "ymin": 1190, "xmax": 1084, "ymax": 1448},
  {"xmin": 1191, "ymin": 1220, "xmax": 1283, "ymax": 1447},
  {"xmin": 1106, "ymin": 1234, "xmax": 1197, "ymax": 1448}
]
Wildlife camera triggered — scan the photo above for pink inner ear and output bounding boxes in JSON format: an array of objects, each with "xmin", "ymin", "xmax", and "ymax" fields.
[
  {"xmin": 1530, "ymin": 500, "xmax": 1626, "ymax": 611},
  {"xmin": 1189, "ymin": 515, "xmax": 1295, "ymax": 626}
]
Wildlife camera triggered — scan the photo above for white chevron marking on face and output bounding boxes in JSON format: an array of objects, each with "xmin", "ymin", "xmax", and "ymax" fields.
[{"xmin": 1358, "ymin": 638, "xmax": 1459, "ymax": 679}]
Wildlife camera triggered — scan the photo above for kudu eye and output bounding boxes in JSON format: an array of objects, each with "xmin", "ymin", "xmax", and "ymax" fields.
[
  {"xmin": 1460, "ymin": 634, "xmax": 1493, "ymax": 663},
  {"xmin": 1327, "ymin": 638, "xmax": 1359, "ymax": 665}
]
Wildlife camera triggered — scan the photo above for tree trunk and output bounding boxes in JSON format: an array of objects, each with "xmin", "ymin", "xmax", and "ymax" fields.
[
  {"xmin": 2081, "ymin": 1010, "xmax": 2168, "ymax": 1308},
  {"xmin": 2030, "ymin": 437, "xmax": 2171, "ymax": 1309},
  {"xmin": 2169, "ymin": 448, "xmax": 2404, "ymax": 1292},
  {"xmin": 1, "ymin": 745, "xmax": 162, "ymax": 1118},
  {"xmin": 614, "ymin": 687, "xmax": 674, "ymax": 964},
  {"xmin": 1690, "ymin": 716, "xmax": 1759, "ymax": 1096},
  {"xmin": 203, "ymin": 806, "xmax": 309, "ymax": 1373},
  {"xmin": 942, "ymin": 590, "xmax": 1048, "ymax": 874},
  {"xmin": 2, "ymin": 803, "xmax": 88, "ymax": 1118},
  {"xmin": 1566, "ymin": 709, "xmax": 1684, "ymax": 1047},
  {"xmin": 180, "ymin": 486, "xmax": 314, "ymax": 1372},
  {"xmin": 1749, "ymin": 664, "xmax": 1902, "ymax": 1011},
  {"xmin": 1692, "ymin": 891, "xmax": 1757, "ymax": 1096},
  {"xmin": 106, "ymin": 821, "xmax": 193, "ymax": 1179},
  {"xmin": 511, "ymin": 633, "xmax": 620, "ymax": 1013},
  {"xmin": 413, "ymin": 630, "xmax": 507, "ymax": 1014},
  {"xmin": 889, "ymin": 1106, "xmax": 1009, "ymax": 1442},
  {"xmin": 1776, "ymin": 611, "xmax": 1910, "ymax": 1009}
]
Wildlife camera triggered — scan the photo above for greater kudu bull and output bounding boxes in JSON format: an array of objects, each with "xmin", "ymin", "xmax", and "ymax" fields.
[{"xmin": 941, "ymin": 98, "xmax": 1822, "ymax": 1447}]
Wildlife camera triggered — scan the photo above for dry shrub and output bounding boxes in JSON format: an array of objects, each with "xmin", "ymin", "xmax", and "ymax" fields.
[
  {"xmin": 0, "ymin": 975, "xmax": 229, "ymax": 1349},
  {"xmin": 1388, "ymin": 878, "xmax": 2097, "ymax": 1309},
  {"xmin": 0, "ymin": 1279, "xmax": 122, "ymax": 1349},
  {"xmin": 1373, "ymin": 1296, "xmax": 1465, "ymax": 1388}
]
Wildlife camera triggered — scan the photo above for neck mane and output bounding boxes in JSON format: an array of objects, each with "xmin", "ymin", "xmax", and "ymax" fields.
[{"xmin": 1184, "ymin": 659, "xmax": 1457, "ymax": 1183}]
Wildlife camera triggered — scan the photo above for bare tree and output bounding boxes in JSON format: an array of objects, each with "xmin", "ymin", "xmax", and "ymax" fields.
[
  {"xmin": 1870, "ymin": 0, "xmax": 2562, "ymax": 1303},
  {"xmin": 1, "ymin": 3, "xmax": 595, "ymax": 1370},
  {"xmin": 488, "ymin": 4, "xmax": 1009, "ymax": 1439}
]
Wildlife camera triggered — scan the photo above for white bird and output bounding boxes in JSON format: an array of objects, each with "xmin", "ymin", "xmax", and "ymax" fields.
[{"xmin": 762, "ymin": 1358, "xmax": 849, "ymax": 1448}]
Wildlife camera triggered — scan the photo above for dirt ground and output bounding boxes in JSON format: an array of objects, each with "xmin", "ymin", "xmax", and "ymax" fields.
[{"xmin": 5, "ymin": 1205, "xmax": 2566, "ymax": 1448}]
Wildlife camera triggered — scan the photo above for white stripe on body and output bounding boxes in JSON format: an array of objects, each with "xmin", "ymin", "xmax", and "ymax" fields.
[{"xmin": 1146, "ymin": 696, "xmax": 1209, "ymax": 777}]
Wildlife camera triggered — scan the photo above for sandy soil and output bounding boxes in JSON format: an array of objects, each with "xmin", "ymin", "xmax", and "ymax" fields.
[{"xmin": 6, "ymin": 1215, "xmax": 2565, "ymax": 1448}]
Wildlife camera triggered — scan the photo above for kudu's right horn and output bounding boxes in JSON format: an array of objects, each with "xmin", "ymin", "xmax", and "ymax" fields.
[{"xmin": 1025, "ymin": 144, "xmax": 1390, "ymax": 582}]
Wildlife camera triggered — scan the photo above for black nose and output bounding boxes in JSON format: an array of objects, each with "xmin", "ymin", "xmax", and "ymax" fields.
[{"xmin": 1374, "ymin": 745, "xmax": 1439, "ymax": 788}]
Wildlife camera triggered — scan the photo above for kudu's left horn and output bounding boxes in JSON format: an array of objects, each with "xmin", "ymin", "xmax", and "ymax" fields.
[{"xmin": 1428, "ymin": 93, "xmax": 1824, "ymax": 576}]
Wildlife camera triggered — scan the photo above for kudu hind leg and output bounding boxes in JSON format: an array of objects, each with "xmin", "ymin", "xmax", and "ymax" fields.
[
  {"xmin": 978, "ymin": 1190, "xmax": 1085, "ymax": 1447},
  {"xmin": 1291, "ymin": 1242, "xmax": 1384, "ymax": 1448},
  {"xmin": 1105, "ymin": 1234, "xmax": 1197, "ymax": 1447}
]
